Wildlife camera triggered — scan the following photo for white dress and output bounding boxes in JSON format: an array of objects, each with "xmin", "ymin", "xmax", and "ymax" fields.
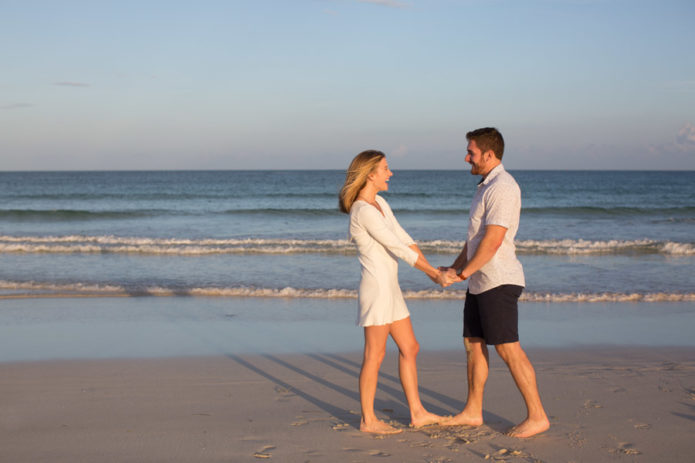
[{"xmin": 349, "ymin": 195, "xmax": 419, "ymax": 327}]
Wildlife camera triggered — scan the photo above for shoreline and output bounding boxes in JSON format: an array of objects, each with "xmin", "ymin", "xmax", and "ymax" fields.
[
  {"xmin": 2, "ymin": 347, "xmax": 694, "ymax": 462},
  {"xmin": 1, "ymin": 297, "xmax": 694, "ymax": 363}
]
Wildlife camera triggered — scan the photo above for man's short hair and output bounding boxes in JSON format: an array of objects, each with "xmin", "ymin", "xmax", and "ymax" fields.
[{"xmin": 466, "ymin": 127, "xmax": 504, "ymax": 160}]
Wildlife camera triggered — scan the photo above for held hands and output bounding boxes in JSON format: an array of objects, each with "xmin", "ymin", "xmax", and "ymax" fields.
[
  {"xmin": 432, "ymin": 267, "xmax": 461, "ymax": 288},
  {"xmin": 431, "ymin": 266, "xmax": 467, "ymax": 288}
]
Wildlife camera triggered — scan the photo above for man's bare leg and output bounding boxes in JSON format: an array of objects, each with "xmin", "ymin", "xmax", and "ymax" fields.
[
  {"xmin": 495, "ymin": 342, "xmax": 550, "ymax": 438},
  {"xmin": 389, "ymin": 317, "xmax": 445, "ymax": 428},
  {"xmin": 359, "ymin": 325, "xmax": 402, "ymax": 434},
  {"xmin": 442, "ymin": 337, "xmax": 488, "ymax": 426}
]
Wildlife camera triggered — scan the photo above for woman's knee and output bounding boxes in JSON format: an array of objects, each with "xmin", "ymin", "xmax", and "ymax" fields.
[
  {"xmin": 399, "ymin": 339, "xmax": 420, "ymax": 360},
  {"xmin": 363, "ymin": 346, "xmax": 386, "ymax": 366}
]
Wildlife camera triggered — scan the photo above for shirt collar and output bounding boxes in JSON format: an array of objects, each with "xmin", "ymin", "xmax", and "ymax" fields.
[{"xmin": 478, "ymin": 163, "xmax": 505, "ymax": 186}]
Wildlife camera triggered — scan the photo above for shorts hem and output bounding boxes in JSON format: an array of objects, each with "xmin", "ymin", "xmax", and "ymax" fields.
[{"xmin": 463, "ymin": 335, "xmax": 520, "ymax": 346}]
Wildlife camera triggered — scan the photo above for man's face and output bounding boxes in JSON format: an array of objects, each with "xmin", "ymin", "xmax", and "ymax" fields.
[{"xmin": 465, "ymin": 139, "xmax": 490, "ymax": 176}]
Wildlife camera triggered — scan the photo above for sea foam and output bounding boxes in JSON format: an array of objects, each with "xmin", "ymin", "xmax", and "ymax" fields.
[
  {"xmin": 1, "ymin": 280, "xmax": 693, "ymax": 303},
  {"xmin": 1, "ymin": 235, "xmax": 693, "ymax": 256}
]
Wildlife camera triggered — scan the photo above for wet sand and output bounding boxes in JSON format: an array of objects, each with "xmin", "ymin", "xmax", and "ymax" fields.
[{"xmin": 2, "ymin": 347, "xmax": 694, "ymax": 462}]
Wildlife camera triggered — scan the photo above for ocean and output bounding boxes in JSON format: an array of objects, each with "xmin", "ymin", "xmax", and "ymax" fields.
[
  {"xmin": 1, "ymin": 169, "xmax": 694, "ymax": 360},
  {"xmin": 1, "ymin": 170, "xmax": 693, "ymax": 302}
]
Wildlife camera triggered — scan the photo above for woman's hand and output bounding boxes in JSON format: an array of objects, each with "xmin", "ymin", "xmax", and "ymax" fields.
[{"xmin": 434, "ymin": 268, "xmax": 460, "ymax": 288}]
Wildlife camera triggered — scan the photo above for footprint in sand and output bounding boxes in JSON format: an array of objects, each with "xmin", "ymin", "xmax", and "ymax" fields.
[
  {"xmin": 583, "ymin": 399, "xmax": 602, "ymax": 409},
  {"xmin": 568, "ymin": 430, "xmax": 586, "ymax": 448},
  {"xmin": 410, "ymin": 440, "xmax": 434, "ymax": 448},
  {"xmin": 253, "ymin": 444, "xmax": 276, "ymax": 459},
  {"xmin": 273, "ymin": 385, "xmax": 295, "ymax": 401},
  {"xmin": 291, "ymin": 415, "xmax": 308, "ymax": 426},
  {"xmin": 418, "ymin": 424, "xmax": 492, "ymax": 446},
  {"xmin": 609, "ymin": 442, "xmax": 641, "ymax": 456},
  {"xmin": 331, "ymin": 422, "xmax": 352, "ymax": 431},
  {"xmin": 484, "ymin": 448, "xmax": 526, "ymax": 460}
]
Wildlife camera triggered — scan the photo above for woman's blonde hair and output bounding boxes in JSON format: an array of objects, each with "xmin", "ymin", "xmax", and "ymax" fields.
[{"xmin": 338, "ymin": 150, "xmax": 385, "ymax": 214}]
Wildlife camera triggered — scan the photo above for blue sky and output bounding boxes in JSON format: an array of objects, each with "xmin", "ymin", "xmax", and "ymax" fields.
[{"xmin": 2, "ymin": 0, "xmax": 694, "ymax": 170}]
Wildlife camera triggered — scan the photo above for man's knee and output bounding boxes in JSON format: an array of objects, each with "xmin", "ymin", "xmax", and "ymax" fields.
[
  {"xmin": 494, "ymin": 341, "xmax": 524, "ymax": 364},
  {"xmin": 464, "ymin": 337, "xmax": 487, "ymax": 357}
]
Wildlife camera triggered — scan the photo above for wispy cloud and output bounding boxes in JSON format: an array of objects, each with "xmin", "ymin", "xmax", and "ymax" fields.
[
  {"xmin": 1, "ymin": 103, "xmax": 33, "ymax": 110},
  {"xmin": 53, "ymin": 81, "xmax": 90, "ymax": 87},
  {"xmin": 649, "ymin": 122, "xmax": 695, "ymax": 156},
  {"xmin": 357, "ymin": 0, "xmax": 409, "ymax": 8},
  {"xmin": 675, "ymin": 122, "xmax": 695, "ymax": 153}
]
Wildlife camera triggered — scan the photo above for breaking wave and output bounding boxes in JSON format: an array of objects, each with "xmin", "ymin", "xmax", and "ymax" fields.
[
  {"xmin": 0, "ymin": 235, "xmax": 693, "ymax": 256},
  {"xmin": 1, "ymin": 280, "xmax": 693, "ymax": 302}
]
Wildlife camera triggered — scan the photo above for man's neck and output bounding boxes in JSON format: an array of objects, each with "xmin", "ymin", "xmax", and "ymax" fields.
[{"xmin": 481, "ymin": 161, "xmax": 501, "ymax": 179}]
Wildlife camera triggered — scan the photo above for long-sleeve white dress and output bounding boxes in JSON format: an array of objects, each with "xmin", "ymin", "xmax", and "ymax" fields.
[{"xmin": 349, "ymin": 195, "xmax": 419, "ymax": 327}]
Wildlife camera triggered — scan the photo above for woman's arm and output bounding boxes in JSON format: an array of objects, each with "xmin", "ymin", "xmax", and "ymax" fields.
[
  {"xmin": 356, "ymin": 205, "xmax": 419, "ymax": 266},
  {"xmin": 410, "ymin": 244, "xmax": 457, "ymax": 286},
  {"xmin": 357, "ymin": 204, "xmax": 455, "ymax": 287}
]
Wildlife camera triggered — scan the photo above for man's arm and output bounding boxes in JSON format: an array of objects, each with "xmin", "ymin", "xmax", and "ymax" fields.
[
  {"xmin": 437, "ymin": 242, "xmax": 468, "ymax": 282},
  {"xmin": 450, "ymin": 242, "xmax": 468, "ymax": 273},
  {"xmin": 457, "ymin": 225, "xmax": 507, "ymax": 280}
]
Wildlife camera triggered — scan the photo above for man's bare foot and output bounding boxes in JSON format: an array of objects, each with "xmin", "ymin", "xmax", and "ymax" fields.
[
  {"xmin": 507, "ymin": 417, "xmax": 550, "ymax": 438},
  {"xmin": 410, "ymin": 410, "xmax": 447, "ymax": 428},
  {"xmin": 439, "ymin": 410, "xmax": 483, "ymax": 427},
  {"xmin": 360, "ymin": 419, "xmax": 403, "ymax": 435}
]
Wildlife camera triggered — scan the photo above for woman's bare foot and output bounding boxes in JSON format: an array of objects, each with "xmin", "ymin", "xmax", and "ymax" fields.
[
  {"xmin": 410, "ymin": 410, "xmax": 447, "ymax": 428},
  {"xmin": 439, "ymin": 410, "xmax": 483, "ymax": 427},
  {"xmin": 507, "ymin": 417, "xmax": 550, "ymax": 438},
  {"xmin": 360, "ymin": 419, "xmax": 403, "ymax": 435}
]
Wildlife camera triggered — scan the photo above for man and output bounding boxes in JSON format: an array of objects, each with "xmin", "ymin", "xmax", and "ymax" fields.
[{"xmin": 442, "ymin": 127, "xmax": 549, "ymax": 438}]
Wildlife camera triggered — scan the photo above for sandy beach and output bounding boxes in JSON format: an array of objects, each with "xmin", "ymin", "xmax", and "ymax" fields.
[{"xmin": 2, "ymin": 346, "xmax": 694, "ymax": 462}]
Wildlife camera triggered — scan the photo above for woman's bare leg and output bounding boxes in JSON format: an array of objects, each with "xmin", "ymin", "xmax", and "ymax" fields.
[
  {"xmin": 389, "ymin": 317, "xmax": 445, "ymax": 427},
  {"xmin": 360, "ymin": 324, "xmax": 402, "ymax": 434}
]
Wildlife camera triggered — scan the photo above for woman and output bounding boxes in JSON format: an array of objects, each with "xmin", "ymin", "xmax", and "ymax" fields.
[{"xmin": 339, "ymin": 150, "xmax": 454, "ymax": 434}]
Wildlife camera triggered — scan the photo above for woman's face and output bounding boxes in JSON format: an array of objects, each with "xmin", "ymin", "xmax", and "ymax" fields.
[{"xmin": 369, "ymin": 157, "xmax": 393, "ymax": 192}]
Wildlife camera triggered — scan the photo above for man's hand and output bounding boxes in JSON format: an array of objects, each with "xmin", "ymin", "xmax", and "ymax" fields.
[
  {"xmin": 438, "ymin": 266, "xmax": 465, "ymax": 282},
  {"xmin": 433, "ymin": 268, "xmax": 458, "ymax": 288},
  {"xmin": 439, "ymin": 267, "xmax": 465, "ymax": 283}
]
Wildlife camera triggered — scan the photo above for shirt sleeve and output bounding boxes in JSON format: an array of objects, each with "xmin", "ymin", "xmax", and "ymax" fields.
[
  {"xmin": 377, "ymin": 197, "xmax": 416, "ymax": 246},
  {"xmin": 355, "ymin": 205, "xmax": 419, "ymax": 267},
  {"xmin": 484, "ymin": 182, "xmax": 520, "ymax": 229}
]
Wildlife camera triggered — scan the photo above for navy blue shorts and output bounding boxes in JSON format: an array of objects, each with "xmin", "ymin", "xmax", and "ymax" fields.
[{"xmin": 463, "ymin": 285, "xmax": 524, "ymax": 345}]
